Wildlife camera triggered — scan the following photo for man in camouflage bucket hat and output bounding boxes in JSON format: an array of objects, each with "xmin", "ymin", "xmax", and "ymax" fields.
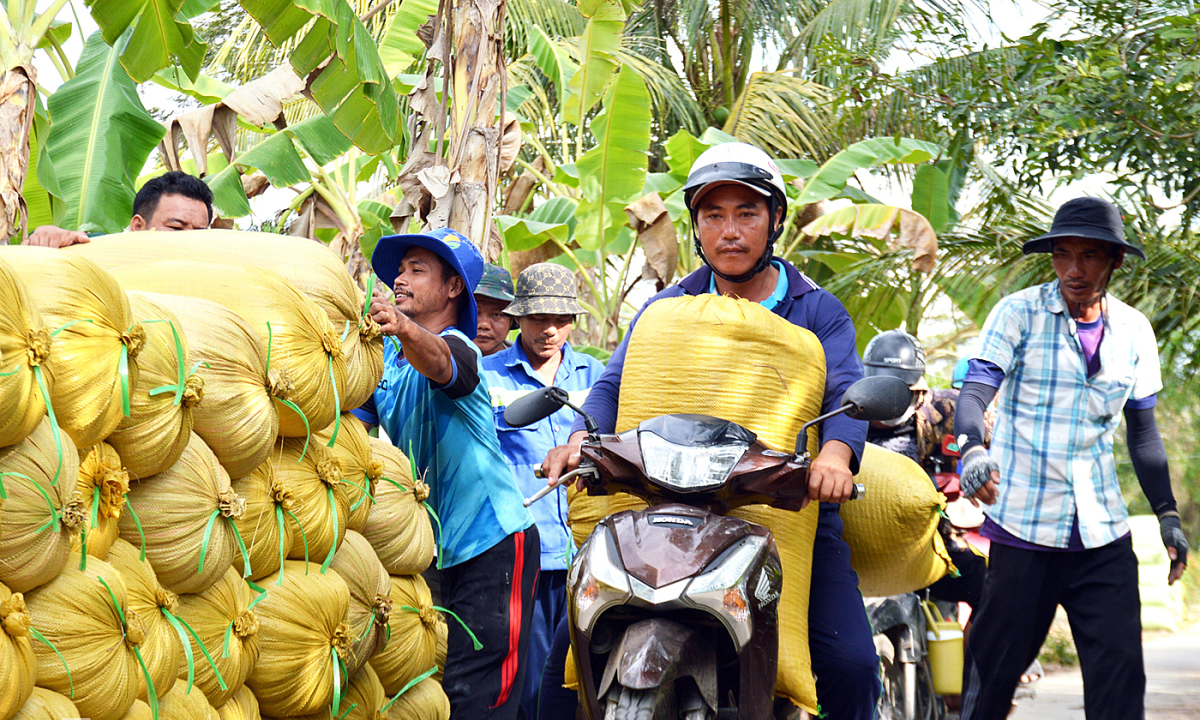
[
  {"xmin": 475, "ymin": 263, "xmax": 516, "ymax": 356},
  {"xmin": 482, "ymin": 262, "xmax": 604, "ymax": 718}
]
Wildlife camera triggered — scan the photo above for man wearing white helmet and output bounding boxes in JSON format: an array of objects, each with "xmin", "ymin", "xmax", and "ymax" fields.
[{"xmin": 543, "ymin": 142, "xmax": 878, "ymax": 718}]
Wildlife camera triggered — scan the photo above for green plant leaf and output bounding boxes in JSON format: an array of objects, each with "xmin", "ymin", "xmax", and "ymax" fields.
[
  {"xmin": 528, "ymin": 25, "xmax": 578, "ymax": 110},
  {"xmin": 86, "ymin": 0, "xmax": 207, "ymax": 81},
  {"xmin": 776, "ymin": 159, "xmax": 818, "ymax": 181},
  {"xmin": 497, "ymin": 196, "xmax": 579, "ymax": 251},
  {"xmin": 911, "ymin": 164, "xmax": 950, "ymax": 233},
  {"xmin": 379, "ymin": 0, "xmax": 439, "ymax": 74},
  {"xmin": 45, "ymin": 32, "xmax": 165, "ymax": 233},
  {"xmin": 35, "ymin": 19, "xmax": 73, "ymax": 51},
  {"xmin": 562, "ymin": 18, "xmax": 622, "ymax": 126},
  {"xmin": 664, "ymin": 129, "xmax": 713, "ymax": 182},
  {"xmin": 575, "ymin": 66, "xmax": 651, "ymax": 252},
  {"xmin": 152, "ymin": 67, "xmax": 234, "ymax": 105},
  {"xmin": 23, "ymin": 98, "xmax": 63, "ymax": 231},
  {"xmin": 795, "ymin": 137, "xmax": 942, "ymax": 206}
]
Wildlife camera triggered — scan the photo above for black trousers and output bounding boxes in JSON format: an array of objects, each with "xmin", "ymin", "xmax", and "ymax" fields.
[
  {"xmin": 440, "ymin": 526, "xmax": 541, "ymax": 720},
  {"xmin": 961, "ymin": 536, "xmax": 1144, "ymax": 720}
]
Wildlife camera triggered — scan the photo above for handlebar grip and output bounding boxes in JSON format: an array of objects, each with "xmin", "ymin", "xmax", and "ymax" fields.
[
  {"xmin": 533, "ymin": 463, "xmax": 545, "ymax": 479},
  {"xmin": 850, "ymin": 483, "xmax": 865, "ymax": 500}
]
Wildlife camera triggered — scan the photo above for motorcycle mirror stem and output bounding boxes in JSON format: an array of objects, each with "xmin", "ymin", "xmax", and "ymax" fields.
[
  {"xmin": 793, "ymin": 375, "xmax": 915, "ymax": 455},
  {"xmin": 503, "ymin": 386, "xmax": 602, "ymax": 439}
]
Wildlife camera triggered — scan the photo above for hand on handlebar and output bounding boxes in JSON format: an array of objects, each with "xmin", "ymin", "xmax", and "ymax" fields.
[
  {"xmin": 809, "ymin": 441, "xmax": 856, "ymax": 503},
  {"xmin": 542, "ymin": 431, "xmax": 587, "ymax": 490}
]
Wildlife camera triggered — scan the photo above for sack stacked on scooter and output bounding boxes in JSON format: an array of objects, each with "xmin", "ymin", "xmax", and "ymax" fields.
[
  {"xmin": 291, "ymin": 664, "xmax": 388, "ymax": 720},
  {"xmin": 213, "ymin": 686, "xmax": 261, "ymax": 720},
  {"xmin": 370, "ymin": 574, "xmax": 445, "ymax": 696},
  {"xmin": 105, "ymin": 538, "xmax": 183, "ymax": 702},
  {"xmin": 269, "ymin": 439, "xmax": 351, "ymax": 567},
  {"xmin": 380, "ymin": 676, "xmax": 450, "ymax": 720},
  {"xmin": 840, "ymin": 444, "xmax": 953, "ymax": 597},
  {"xmin": 0, "ymin": 257, "xmax": 52, "ymax": 449},
  {"xmin": 569, "ymin": 294, "xmax": 826, "ymax": 715},
  {"xmin": 230, "ymin": 461, "xmax": 298, "ymax": 582}
]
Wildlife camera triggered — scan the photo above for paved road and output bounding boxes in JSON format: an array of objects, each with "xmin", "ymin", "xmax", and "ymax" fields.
[{"xmin": 1010, "ymin": 621, "xmax": 1200, "ymax": 720}]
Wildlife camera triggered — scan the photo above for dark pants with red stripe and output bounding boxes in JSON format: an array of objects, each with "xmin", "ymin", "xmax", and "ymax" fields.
[{"xmin": 440, "ymin": 525, "xmax": 541, "ymax": 720}]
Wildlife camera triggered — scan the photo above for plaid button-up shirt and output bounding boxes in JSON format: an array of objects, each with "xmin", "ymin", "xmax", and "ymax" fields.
[{"xmin": 977, "ymin": 281, "xmax": 1162, "ymax": 548}]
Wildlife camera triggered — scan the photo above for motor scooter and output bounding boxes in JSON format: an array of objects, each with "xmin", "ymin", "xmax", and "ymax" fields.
[{"xmin": 505, "ymin": 375, "xmax": 913, "ymax": 720}]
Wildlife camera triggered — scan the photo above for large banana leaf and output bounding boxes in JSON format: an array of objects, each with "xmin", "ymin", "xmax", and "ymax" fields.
[
  {"xmin": 22, "ymin": 98, "xmax": 62, "ymax": 231},
  {"xmin": 379, "ymin": 0, "xmax": 439, "ymax": 74},
  {"xmin": 239, "ymin": 0, "xmax": 400, "ymax": 154},
  {"xmin": 910, "ymin": 163, "xmax": 951, "ymax": 233},
  {"xmin": 562, "ymin": 17, "xmax": 622, "ymax": 126},
  {"xmin": 795, "ymin": 137, "xmax": 942, "ymax": 206},
  {"xmin": 801, "ymin": 203, "xmax": 938, "ymax": 272},
  {"xmin": 86, "ymin": 0, "xmax": 206, "ymax": 81},
  {"xmin": 497, "ymin": 196, "xmax": 578, "ymax": 251},
  {"xmin": 528, "ymin": 25, "xmax": 578, "ymax": 110},
  {"xmin": 44, "ymin": 32, "xmax": 165, "ymax": 233},
  {"xmin": 575, "ymin": 65, "xmax": 651, "ymax": 252}
]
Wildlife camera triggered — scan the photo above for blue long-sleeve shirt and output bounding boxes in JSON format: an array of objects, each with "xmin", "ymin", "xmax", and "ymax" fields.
[{"xmin": 572, "ymin": 259, "xmax": 868, "ymax": 473}]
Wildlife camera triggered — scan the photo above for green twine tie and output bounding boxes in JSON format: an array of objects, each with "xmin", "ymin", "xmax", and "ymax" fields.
[
  {"xmin": 334, "ymin": 702, "xmax": 358, "ymax": 720},
  {"xmin": 224, "ymin": 580, "xmax": 267, "ymax": 658},
  {"xmin": 330, "ymin": 646, "xmax": 345, "ymax": 716},
  {"xmin": 118, "ymin": 326, "xmax": 135, "ymax": 418},
  {"xmin": 160, "ymin": 608, "xmax": 197, "ymax": 694},
  {"xmin": 198, "ymin": 509, "xmax": 221, "ymax": 574},
  {"xmin": 275, "ymin": 505, "xmax": 288, "ymax": 587},
  {"xmin": 424, "ymin": 501, "xmax": 444, "ymax": 570},
  {"xmin": 344, "ymin": 474, "xmax": 374, "ymax": 512},
  {"xmin": 134, "ymin": 647, "xmax": 158, "ymax": 720},
  {"xmin": 29, "ymin": 626, "xmax": 73, "ymax": 698},
  {"xmin": 278, "ymin": 398, "xmax": 311, "ymax": 463},
  {"xmin": 321, "ymin": 486, "xmax": 338, "ymax": 574},
  {"xmin": 227, "ymin": 516, "xmax": 252, "ymax": 579},
  {"xmin": 78, "ymin": 486, "xmax": 101, "ymax": 571},
  {"xmin": 379, "ymin": 666, "xmax": 439, "ymax": 714},
  {"xmin": 142, "ymin": 319, "xmax": 187, "ymax": 405},
  {"xmin": 125, "ymin": 496, "xmax": 147, "ymax": 561},
  {"xmin": 32, "ymin": 366, "xmax": 63, "ymax": 485},
  {"xmin": 179, "ymin": 613, "xmax": 228, "ymax": 691},
  {"xmin": 286, "ymin": 509, "xmax": 311, "ymax": 571},
  {"xmin": 400, "ymin": 604, "xmax": 482, "ymax": 650},
  {"xmin": 378, "ymin": 475, "xmax": 407, "ymax": 492},
  {"xmin": 326, "ymin": 355, "xmax": 342, "ymax": 447}
]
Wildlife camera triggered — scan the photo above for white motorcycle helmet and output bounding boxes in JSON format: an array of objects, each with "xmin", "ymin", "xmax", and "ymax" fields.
[{"xmin": 683, "ymin": 142, "xmax": 789, "ymax": 283}]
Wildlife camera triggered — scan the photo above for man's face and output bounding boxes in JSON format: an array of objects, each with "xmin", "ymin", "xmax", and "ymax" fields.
[
  {"xmin": 392, "ymin": 247, "xmax": 464, "ymax": 321},
  {"xmin": 694, "ymin": 183, "xmax": 778, "ymax": 279},
  {"xmin": 474, "ymin": 296, "xmax": 512, "ymax": 356},
  {"xmin": 1051, "ymin": 237, "xmax": 1122, "ymax": 308},
  {"xmin": 130, "ymin": 193, "xmax": 211, "ymax": 231},
  {"xmin": 517, "ymin": 314, "xmax": 575, "ymax": 363}
]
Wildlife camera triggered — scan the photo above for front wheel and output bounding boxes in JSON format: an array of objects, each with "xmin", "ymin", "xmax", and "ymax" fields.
[{"xmin": 603, "ymin": 683, "xmax": 678, "ymax": 720}]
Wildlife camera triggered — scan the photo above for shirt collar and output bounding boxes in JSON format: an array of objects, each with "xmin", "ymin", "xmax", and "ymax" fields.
[
  {"xmin": 504, "ymin": 336, "xmax": 585, "ymax": 377},
  {"xmin": 679, "ymin": 258, "xmax": 818, "ymax": 300}
]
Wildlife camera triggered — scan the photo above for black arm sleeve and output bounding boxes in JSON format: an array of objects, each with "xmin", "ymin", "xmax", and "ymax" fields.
[
  {"xmin": 436, "ymin": 336, "xmax": 482, "ymax": 400},
  {"xmin": 1124, "ymin": 405, "xmax": 1176, "ymax": 516},
  {"xmin": 955, "ymin": 381, "xmax": 997, "ymax": 456}
]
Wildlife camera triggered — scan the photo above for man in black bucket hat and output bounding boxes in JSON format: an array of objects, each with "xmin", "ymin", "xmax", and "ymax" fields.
[{"xmin": 953, "ymin": 197, "xmax": 1187, "ymax": 719}]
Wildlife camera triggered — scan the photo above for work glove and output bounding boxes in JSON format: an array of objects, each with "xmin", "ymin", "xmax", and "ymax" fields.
[
  {"xmin": 1158, "ymin": 512, "xmax": 1189, "ymax": 584},
  {"xmin": 960, "ymin": 450, "xmax": 999, "ymax": 500}
]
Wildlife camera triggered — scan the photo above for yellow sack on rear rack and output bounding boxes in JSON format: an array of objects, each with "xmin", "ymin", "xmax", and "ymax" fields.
[
  {"xmin": 0, "ymin": 247, "xmax": 145, "ymax": 449},
  {"xmin": 109, "ymin": 260, "xmax": 347, "ymax": 437},
  {"xmin": 215, "ymin": 686, "xmax": 261, "ymax": 720},
  {"xmin": 362, "ymin": 438, "xmax": 435, "ymax": 576},
  {"xmin": 107, "ymin": 293, "xmax": 203, "ymax": 478},
  {"xmin": 370, "ymin": 574, "xmax": 444, "ymax": 696},
  {"xmin": 841, "ymin": 444, "xmax": 953, "ymax": 597},
  {"xmin": 119, "ymin": 434, "xmax": 244, "ymax": 595},
  {"xmin": 316, "ymin": 414, "xmax": 383, "ymax": 533},
  {"xmin": 72, "ymin": 441, "xmax": 129, "ymax": 561},
  {"xmin": 248, "ymin": 561, "xmax": 352, "ymax": 717},
  {"xmin": 566, "ymin": 294, "xmax": 826, "ymax": 715},
  {"xmin": 174, "ymin": 566, "xmax": 261, "ymax": 708},
  {"xmin": 131, "ymin": 292, "xmax": 284, "ymax": 479},
  {"xmin": 329, "ymin": 531, "xmax": 393, "ymax": 677},
  {"xmin": 0, "ymin": 580, "xmax": 36, "ymax": 718},
  {"xmin": 0, "ymin": 257, "xmax": 52, "ymax": 449},
  {"xmin": 381, "ymin": 677, "xmax": 450, "ymax": 720},
  {"xmin": 106, "ymin": 539, "xmax": 183, "ymax": 702},
  {"xmin": 0, "ymin": 418, "xmax": 82, "ymax": 592}
]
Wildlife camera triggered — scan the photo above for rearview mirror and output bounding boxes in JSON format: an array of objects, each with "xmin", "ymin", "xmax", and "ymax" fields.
[
  {"xmin": 840, "ymin": 375, "xmax": 914, "ymax": 422},
  {"xmin": 504, "ymin": 386, "xmax": 570, "ymax": 428}
]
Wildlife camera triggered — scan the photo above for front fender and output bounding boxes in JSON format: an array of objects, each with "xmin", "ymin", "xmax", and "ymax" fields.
[{"xmin": 597, "ymin": 619, "xmax": 718, "ymax": 711}]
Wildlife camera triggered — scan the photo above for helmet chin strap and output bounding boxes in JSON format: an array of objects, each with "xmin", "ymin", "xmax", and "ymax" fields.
[{"xmin": 692, "ymin": 197, "xmax": 784, "ymax": 285}]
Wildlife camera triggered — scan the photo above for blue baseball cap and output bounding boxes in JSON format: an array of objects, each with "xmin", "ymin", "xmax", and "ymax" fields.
[{"xmin": 371, "ymin": 227, "xmax": 485, "ymax": 339}]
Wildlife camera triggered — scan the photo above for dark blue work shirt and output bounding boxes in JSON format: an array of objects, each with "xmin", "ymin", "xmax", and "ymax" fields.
[{"xmin": 571, "ymin": 258, "xmax": 868, "ymax": 473}]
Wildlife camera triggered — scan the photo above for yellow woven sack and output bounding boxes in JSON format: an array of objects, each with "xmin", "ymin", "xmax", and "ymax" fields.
[
  {"xmin": 0, "ymin": 257, "xmax": 52, "ymax": 449},
  {"xmin": 292, "ymin": 664, "xmax": 387, "ymax": 720},
  {"xmin": 433, "ymin": 622, "xmax": 446, "ymax": 684},
  {"xmin": 10, "ymin": 687, "xmax": 81, "ymax": 720},
  {"xmin": 106, "ymin": 539, "xmax": 184, "ymax": 702},
  {"xmin": 370, "ymin": 575, "xmax": 445, "ymax": 696},
  {"xmin": 107, "ymin": 294, "xmax": 203, "ymax": 479},
  {"xmin": 362, "ymin": 438, "xmax": 434, "ymax": 576},
  {"xmin": 131, "ymin": 293, "xmax": 286, "ymax": 479},
  {"xmin": 24, "ymin": 555, "xmax": 145, "ymax": 720},
  {"xmin": 381, "ymin": 677, "xmax": 449, "ymax": 720},
  {"xmin": 174, "ymin": 567, "xmax": 262, "ymax": 708},
  {"xmin": 216, "ymin": 686, "xmax": 262, "ymax": 720},
  {"xmin": 329, "ymin": 530, "xmax": 393, "ymax": 677},
  {"xmin": 263, "ymin": 439, "xmax": 350, "ymax": 568},
  {"xmin": 231, "ymin": 461, "xmax": 297, "ymax": 583},
  {"xmin": 157, "ymin": 683, "xmax": 219, "ymax": 720},
  {"xmin": 248, "ymin": 561, "xmax": 352, "ymax": 717},
  {"xmin": 0, "ymin": 418, "xmax": 83, "ymax": 592},
  {"xmin": 842, "ymin": 444, "xmax": 953, "ymax": 597},
  {"xmin": 119, "ymin": 433, "xmax": 246, "ymax": 595},
  {"xmin": 316, "ymin": 415, "xmax": 383, "ymax": 533},
  {"xmin": 66, "ymin": 231, "xmax": 384, "ymax": 411},
  {"xmin": 72, "ymin": 442, "xmax": 130, "ymax": 561},
  {"xmin": 108, "ymin": 260, "xmax": 350, "ymax": 437},
  {"xmin": 566, "ymin": 294, "xmax": 826, "ymax": 714},
  {"xmin": 1, "ymin": 581, "xmax": 36, "ymax": 718},
  {"xmin": 0, "ymin": 247, "xmax": 145, "ymax": 449}
]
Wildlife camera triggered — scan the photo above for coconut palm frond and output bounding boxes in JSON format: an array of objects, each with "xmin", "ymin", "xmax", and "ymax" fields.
[
  {"xmin": 723, "ymin": 71, "xmax": 836, "ymax": 161},
  {"xmin": 615, "ymin": 43, "xmax": 707, "ymax": 137}
]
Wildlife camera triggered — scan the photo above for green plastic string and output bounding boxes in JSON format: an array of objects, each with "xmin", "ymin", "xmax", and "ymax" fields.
[
  {"xmin": 0, "ymin": 365, "xmax": 17, "ymax": 376},
  {"xmin": 96, "ymin": 576, "xmax": 124, "ymax": 632},
  {"xmin": 321, "ymin": 486, "xmax": 338, "ymax": 574},
  {"xmin": 226, "ymin": 516, "xmax": 253, "ymax": 578},
  {"xmin": 29, "ymin": 625, "xmax": 73, "ymax": 698},
  {"xmin": 119, "ymin": 338, "xmax": 131, "ymax": 417},
  {"xmin": 188, "ymin": 360, "xmax": 210, "ymax": 376},
  {"xmin": 334, "ymin": 702, "xmax": 358, "ymax": 720},
  {"xmin": 390, "ymin": 337, "xmax": 402, "ymax": 355},
  {"xmin": 134, "ymin": 647, "xmax": 159, "ymax": 720},
  {"xmin": 401, "ymin": 604, "xmax": 482, "ymax": 650},
  {"xmin": 275, "ymin": 505, "xmax": 287, "ymax": 587},
  {"xmin": 125, "ymin": 497, "xmax": 147, "ymax": 561},
  {"xmin": 340, "ymin": 320, "xmax": 353, "ymax": 342},
  {"xmin": 197, "ymin": 509, "xmax": 221, "ymax": 573},
  {"xmin": 360, "ymin": 272, "xmax": 376, "ymax": 321},
  {"xmin": 286, "ymin": 509, "xmax": 310, "ymax": 570},
  {"xmin": 141, "ymin": 319, "xmax": 186, "ymax": 405},
  {"xmin": 344, "ymin": 474, "xmax": 374, "ymax": 512},
  {"xmin": 78, "ymin": 486, "xmax": 101, "ymax": 571},
  {"xmin": 2, "ymin": 472, "xmax": 60, "ymax": 533},
  {"xmin": 331, "ymin": 646, "xmax": 344, "ymax": 715},
  {"xmin": 32, "ymin": 366, "xmax": 63, "ymax": 486},
  {"xmin": 264, "ymin": 322, "xmax": 274, "ymax": 376},
  {"xmin": 160, "ymin": 609, "xmax": 196, "ymax": 694},
  {"xmin": 424, "ymin": 501, "xmax": 444, "ymax": 570},
  {"xmin": 278, "ymin": 398, "xmax": 311, "ymax": 463},
  {"xmin": 379, "ymin": 666, "xmax": 439, "ymax": 714},
  {"xmin": 51, "ymin": 318, "xmax": 94, "ymax": 336},
  {"xmin": 378, "ymin": 475, "xmax": 407, "ymax": 492},
  {"xmin": 222, "ymin": 580, "xmax": 267, "ymax": 659},
  {"xmin": 325, "ymin": 355, "xmax": 342, "ymax": 447},
  {"xmin": 175, "ymin": 612, "xmax": 228, "ymax": 691},
  {"xmin": 0, "ymin": 472, "xmax": 6, "ymax": 500}
]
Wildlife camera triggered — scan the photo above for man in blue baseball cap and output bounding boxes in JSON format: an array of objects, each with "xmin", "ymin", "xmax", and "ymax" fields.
[{"xmin": 354, "ymin": 227, "xmax": 539, "ymax": 720}]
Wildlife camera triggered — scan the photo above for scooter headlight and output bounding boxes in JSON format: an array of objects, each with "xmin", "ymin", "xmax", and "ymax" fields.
[
  {"xmin": 683, "ymin": 535, "xmax": 768, "ymax": 648},
  {"xmin": 573, "ymin": 525, "xmax": 631, "ymax": 636},
  {"xmin": 639, "ymin": 430, "xmax": 749, "ymax": 492}
]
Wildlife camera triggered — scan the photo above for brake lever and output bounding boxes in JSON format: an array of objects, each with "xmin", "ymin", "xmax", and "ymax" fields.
[{"xmin": 523, "ymin": 465, "xmax": 599, "ymax": 507}]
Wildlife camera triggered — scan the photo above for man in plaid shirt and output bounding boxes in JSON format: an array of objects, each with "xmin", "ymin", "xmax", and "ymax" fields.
[{"xmin": 953, "ymin": 198, "xmax": 1189, "ymax": 719}]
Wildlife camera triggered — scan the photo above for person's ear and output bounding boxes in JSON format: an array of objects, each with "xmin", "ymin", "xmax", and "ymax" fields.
[
  {"xmin": 446, "ymin": 275, "xmax": 465, "ymax": 299},
  {"xmin": 130, "ymin": 215, "xmax": 148, "ymax": 231},
  {"xmin": 1113, "ymin": 248, "xmax": 1125, "ymax": 270}
]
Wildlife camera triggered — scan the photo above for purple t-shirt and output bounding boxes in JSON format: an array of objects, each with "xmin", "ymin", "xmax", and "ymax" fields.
[{"xmin": 1076, "ymin": 317, "xmax": 1103, "ymax": 377}]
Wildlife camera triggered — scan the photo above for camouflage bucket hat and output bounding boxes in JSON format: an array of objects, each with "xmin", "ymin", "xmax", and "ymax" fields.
[
  {"xmin": 475, "ymin": 263, "xmax": 515, "ymax": 302},
  {"xmin": 504, "ymin": 263, "xmax": 585, "ymax": 317}
]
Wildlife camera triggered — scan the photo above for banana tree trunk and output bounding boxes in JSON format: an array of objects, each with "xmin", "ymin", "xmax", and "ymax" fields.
[{"xmin": 0, "ymin": 65, "xmax": 37, "ymax": 240}]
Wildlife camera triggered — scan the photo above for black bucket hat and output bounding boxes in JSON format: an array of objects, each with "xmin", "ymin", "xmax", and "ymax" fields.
[{"xmin": 1022, "ymin": 197, "xmax": 1145, "ymax": 260}]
